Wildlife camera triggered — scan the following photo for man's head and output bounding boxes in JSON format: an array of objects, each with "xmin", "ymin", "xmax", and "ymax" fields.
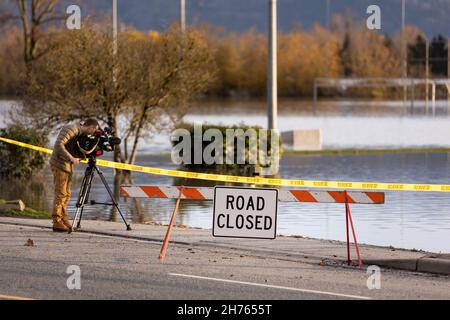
[{"xmin": 80, "ymin": 119, "xmax": 100, "ymax": 135}]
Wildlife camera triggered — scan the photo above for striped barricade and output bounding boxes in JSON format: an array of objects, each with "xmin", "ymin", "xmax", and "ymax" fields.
[
  {"xmin": 120, "ymin": 185, "xmax": 385, "ymax": 204},
  {"xmin": 121, "ymin": 185, "xmax": 385, "ymax": 267}
]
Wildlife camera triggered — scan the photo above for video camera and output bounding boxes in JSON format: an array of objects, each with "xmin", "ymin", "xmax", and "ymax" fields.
[{"xmin": 76, "ymin": 127, "xmax": 121, "ymax": 158}]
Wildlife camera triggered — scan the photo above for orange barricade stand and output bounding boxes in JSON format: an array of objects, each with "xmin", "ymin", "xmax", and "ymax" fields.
[{"xmin": 121, "ymin": 185, "xmax": 384, "ymax": 266}]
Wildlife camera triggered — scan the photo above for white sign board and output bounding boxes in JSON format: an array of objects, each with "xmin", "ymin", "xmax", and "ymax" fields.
[{"xmin": 213, "ymin": 186, "xmax": 278, "ymax": 239}]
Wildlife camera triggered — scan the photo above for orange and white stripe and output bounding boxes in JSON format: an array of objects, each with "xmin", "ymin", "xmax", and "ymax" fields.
[{"xmin": 120, "ymin": 185, "xmax": 384, "ymax": 204}]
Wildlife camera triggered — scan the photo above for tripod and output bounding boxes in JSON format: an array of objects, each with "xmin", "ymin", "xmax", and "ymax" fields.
[{"xmin": 70, "ymin": 157, "xmax": 132, "ymax": 233}]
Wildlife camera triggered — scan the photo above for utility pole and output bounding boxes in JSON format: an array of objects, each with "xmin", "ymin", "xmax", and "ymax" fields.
[
  {"xmin": 401, "ymin": 0, "xmax": 407, "ymax": 105},
  {"xmin": 267, "ymin": 0, "xmax": 278, "ymax": 130},
  {"xmin": 425, "ymin": 38, "xmax": 429, "ymax": 115},
  {"xmin": 180, "ymin": 0, "xmax": 186, "ymax": 34},
  {"xmin": 448, "ymin": 38, "xmax": 450, "ymax": 78},
  {"xmin": 112, "ymin": 0, "xmax": 120, "ymax": 197},
  {"xmin": 325, "ymin": 0, "xmax": 330, "ymax": 77},
  {"xmin": 113, "ymin": 0, "xmax": 118, "ymax": 56},
  {"xmin": 401, "ymin": 0, "xmax": 406, "ymax": 78},
  {"xmin": 112, "ymin": 0, "xmax": 118, "ymax": 86},
  {"xmin": 448, "ymin": 38, "xmax": 450, "ymax": 113},
  {"xmin": 448, "ymin": 38, "xmax": 450, "ymax": 79}
]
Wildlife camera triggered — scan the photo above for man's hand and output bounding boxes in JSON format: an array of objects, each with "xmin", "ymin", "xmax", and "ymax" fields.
[{"xmin": 70, "ymin": 157, "xmax": 80, "ymax": 165}]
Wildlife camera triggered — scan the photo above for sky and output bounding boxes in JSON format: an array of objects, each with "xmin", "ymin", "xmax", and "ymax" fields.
[{"xmin": 72, "ymin": 0, "xmax": 450, "ymax": 37}]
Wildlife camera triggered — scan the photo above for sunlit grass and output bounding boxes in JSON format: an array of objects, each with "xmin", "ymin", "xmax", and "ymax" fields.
[{"xmin": 0, "ymin": 199, "xmax": 50, "ymax": 219}]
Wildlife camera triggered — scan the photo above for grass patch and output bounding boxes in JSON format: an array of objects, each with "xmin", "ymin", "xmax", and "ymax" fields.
[
  {"xmin": 1, "ymin": 208, "xmax": 51, "ymax": 219},
  {"xmin": 0, "ymin": 199, "xmax": 51, "ymax": 219},
  {"xmin": 284, "ymin": 148, "xmax": 450, "ymax": 156}
]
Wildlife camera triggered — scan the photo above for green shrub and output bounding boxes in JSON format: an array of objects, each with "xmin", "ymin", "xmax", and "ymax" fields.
[
  {"xmin": 172, "ymin": 122, "xmax": 283, "ymax": 176},
  {"xmin": 0, "ymin": 125, "xmax": 49, "ymax": 178}
]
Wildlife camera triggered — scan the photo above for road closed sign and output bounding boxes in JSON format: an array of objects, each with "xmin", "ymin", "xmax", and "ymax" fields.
[{"xmin": 213, "ymin": 186, "xmax": 278, "ymax": 239}]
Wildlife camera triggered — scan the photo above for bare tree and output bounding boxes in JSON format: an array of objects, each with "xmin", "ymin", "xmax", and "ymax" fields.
[
  {"xmin": 123, "ymin": 27, "xmax": 216, "ymax": 165},
  {"xmin": 20, "ymin": 22, "xmax": 216, "ymax": 169},
  {"xmin": 20, "ymin": 21, "xmax": 132, "ymax": 140},
  {"xmin": 13, "ymin": 0, "xmax": 65, "ymax": 68}
]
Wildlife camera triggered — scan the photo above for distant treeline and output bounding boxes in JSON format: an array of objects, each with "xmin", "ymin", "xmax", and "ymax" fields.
[{"xmin": 0, "ymin": 14, "xmax": 448, "ymax": 99}]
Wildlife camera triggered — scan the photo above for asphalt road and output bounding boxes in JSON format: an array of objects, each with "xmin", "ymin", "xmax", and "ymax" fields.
[{"xmin": 0, "ymin": 223, "xmax": 449, "ymax": 300}]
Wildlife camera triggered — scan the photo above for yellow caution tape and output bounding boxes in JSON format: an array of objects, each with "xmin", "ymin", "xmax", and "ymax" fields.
[{"xmin": 1, "ymin": 136, "xmax": 450, "ymax": 192}]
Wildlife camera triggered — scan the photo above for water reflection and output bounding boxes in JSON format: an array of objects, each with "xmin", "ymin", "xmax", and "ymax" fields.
[
  {"xmin": 1, "ymin": 152, "xmax": 450, "ymax": 253},
  {"xmin": 0, "ymin": 174, "xmax": 50, "ymax": 211},
  {"xmin": 2, "ymin": 99, "xmax": 450, "ymax": 252}
]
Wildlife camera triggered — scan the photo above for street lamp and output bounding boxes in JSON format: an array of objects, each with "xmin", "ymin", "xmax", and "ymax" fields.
[
  {"xmin": 113, "ymin": 0, "xmax": 117, "ymax": 56},
  {"xmin": 325, "ymin": 0, "xmax": 330, "ymax": 77},
  {"xmin": 180, "ymin": 0, "xmax": 186, "ymax": 33},
  {"xmin": 425, "ymin": 36, "xmax": 430, "ymax": 115},
  {"xmin": 401, "ymin": 0, "xmax": 406, "ymax": 78},
  {"xmin": 267, "ymin": 0, "xmax": 278, "ymax": 130},
  {"xmin": 401, "ymin": 0, "xmax": 407, "ymax": 105}
]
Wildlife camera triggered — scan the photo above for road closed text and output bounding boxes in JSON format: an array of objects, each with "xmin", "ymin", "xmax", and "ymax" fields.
[
  {"xmin": 213, "ymin": 187, "xmax": 278, "ymax": 239},
  {"xmin": 216, "ymin": 195, "xmax": 273, "ymax": 230}
]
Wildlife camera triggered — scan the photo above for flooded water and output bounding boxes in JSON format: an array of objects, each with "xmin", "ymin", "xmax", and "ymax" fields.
[{"xmin": 1, "ymin": 99, "xmax": 450, "ymax": 253}]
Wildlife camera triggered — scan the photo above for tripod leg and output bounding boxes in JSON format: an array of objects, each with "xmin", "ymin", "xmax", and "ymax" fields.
[
  {"xmin": 71, "ymin": 174, "xmax": 88, "ymax": 232},
  {"xmin": 76, "ymin": 206, "xmax": 85, "ymax": 229},
  {"xmin": 70, "ymin": 207, "xmax": 82, "ymax": 234},
  {"xmin": 70, "ymin": 168, "xmax": 95, "ymax": 232},
  {"xmin": 95, "ymin": 167, "xmax": 131, "ymax": 231},
  {"xmin": 77, "ymin": 173, "xmax": 95, "ymax": 229}
]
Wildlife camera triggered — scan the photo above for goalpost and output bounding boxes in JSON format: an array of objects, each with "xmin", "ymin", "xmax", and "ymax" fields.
[{"xmin": 313, "ymin": 77, "xmax": 450, "ymax": 116}]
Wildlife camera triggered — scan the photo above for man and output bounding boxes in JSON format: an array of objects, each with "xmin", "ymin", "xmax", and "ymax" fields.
[{"xmin": 50, "ymin": 119, "xmax": 100, "ymax": 232}]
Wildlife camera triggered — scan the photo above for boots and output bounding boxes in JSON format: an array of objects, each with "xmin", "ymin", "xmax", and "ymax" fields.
[
  {"xmin": 62, "ymin": 216, "xmax": 73, "ymax": 232},
  {"xmin": 52, "ymin": 220, "xmax": 69, "ymax": 232}
]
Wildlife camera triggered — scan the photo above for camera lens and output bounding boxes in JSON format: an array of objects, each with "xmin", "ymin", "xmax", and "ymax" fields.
[{"xmin": 109, "ymin": 137, "xmax": 121, "ymax": 145}]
